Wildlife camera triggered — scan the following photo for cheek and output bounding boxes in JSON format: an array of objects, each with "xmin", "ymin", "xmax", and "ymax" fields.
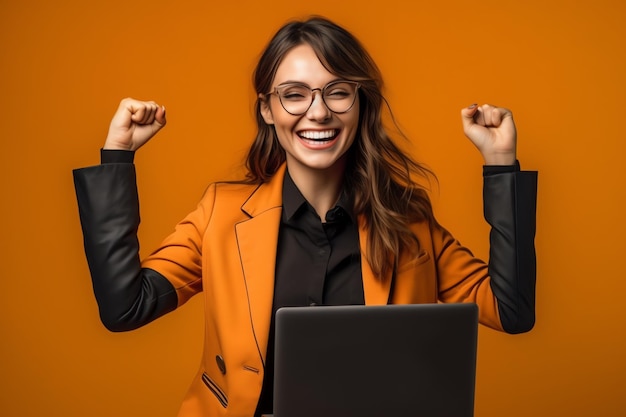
[
  {"xmin": 272, "ymin": 117, "xmax": 298, "ymax": 148},
  {"xmin": 273, "ymin": 122, "xmax": 297, "ymax": 147},
  {"xmin": 271, "ymin": 108, "xmax": 298, "ymax": 132},
  {"xmin": 343, "ymin": 109, "xmax": 360, "ymax": 136},
  {"xmin": 347, "ymin": 100, "xmax": 361, "ymax": 130}
]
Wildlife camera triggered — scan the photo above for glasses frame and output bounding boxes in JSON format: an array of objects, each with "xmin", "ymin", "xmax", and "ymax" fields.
[{"xmin": 266, "ymin": 80, "xmax": 361, "ymax": 116}]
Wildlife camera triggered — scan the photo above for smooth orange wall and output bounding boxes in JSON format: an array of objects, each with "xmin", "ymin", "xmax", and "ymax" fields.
[{"xmin": 1, "ymin": 0, "xmax": 625, "ymax": 416}]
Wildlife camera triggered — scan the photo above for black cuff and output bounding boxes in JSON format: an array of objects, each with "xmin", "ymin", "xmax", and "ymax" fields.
[
  {"xmin": 101, "ymin": 149, "xmax": 135, "ymax": 164},
  {"xmin": 483, "ymin": 160, "xmax": 520, "ymax": 176}
]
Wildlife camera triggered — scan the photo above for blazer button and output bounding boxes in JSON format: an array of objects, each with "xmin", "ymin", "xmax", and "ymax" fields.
[{"xmin": 216, "ymin": 355, "xmax": 226, "ymax": 375}]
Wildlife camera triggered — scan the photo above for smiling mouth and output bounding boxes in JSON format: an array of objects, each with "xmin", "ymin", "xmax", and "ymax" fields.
[{"xmin": 297, "ymin": 129, "xmax": 339, "ymax": 142}]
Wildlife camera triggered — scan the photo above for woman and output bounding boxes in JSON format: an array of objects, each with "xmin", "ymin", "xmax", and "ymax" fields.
[{"xmin": 74, "ymin": 16, "xmax": 537, "ymax": 417}]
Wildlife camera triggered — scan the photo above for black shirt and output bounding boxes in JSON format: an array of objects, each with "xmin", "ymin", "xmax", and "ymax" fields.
[{"xmin": 255, "ymin": 170, "xmax": 364, "ymax": 416}]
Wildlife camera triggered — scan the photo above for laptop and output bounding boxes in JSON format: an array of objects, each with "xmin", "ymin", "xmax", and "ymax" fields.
[{"xmin": 271, "ymin": 303, "xmax": 478, "ymax": 417}]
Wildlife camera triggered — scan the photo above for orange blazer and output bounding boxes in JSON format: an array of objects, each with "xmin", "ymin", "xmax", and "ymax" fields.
[{"xmin": 140, "ymin": 164, "xmax": 508, "ymax": 417}]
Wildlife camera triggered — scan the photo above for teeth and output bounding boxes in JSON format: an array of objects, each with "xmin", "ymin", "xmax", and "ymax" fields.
[{"xmin": 299, "ymin": 130, "xmax": 336, "ymax": 140}]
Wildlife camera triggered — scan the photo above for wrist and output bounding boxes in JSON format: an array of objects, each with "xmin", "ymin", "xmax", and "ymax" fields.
[
  {"xmin": 103, "ymin": 132, "xmax": 134, "ymax": 151},
  {"xmin": 103, "ymin": 142, "xmax": 133, "ymax": 151},
  {"xmin": 482, "ymin": 152, "xmax": 516, "ymax": 166}
]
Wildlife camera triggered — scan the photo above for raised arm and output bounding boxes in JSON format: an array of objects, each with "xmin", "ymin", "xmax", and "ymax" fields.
[
  {"xmin": 73, "ymin": 98, "xmax": 177, "ymax": 332},
  {"xmin": 463, "ymin": 103, "xmax": 536, "ymax": 333}
]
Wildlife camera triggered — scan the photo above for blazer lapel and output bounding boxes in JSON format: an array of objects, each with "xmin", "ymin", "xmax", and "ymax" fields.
[
  {"xmin": 236, "ymin": 165, "xmax": 286, "ymax": 362},
  {"xmin": 358, "ymin": 220, "xmax": 393, "ymax": 305}
]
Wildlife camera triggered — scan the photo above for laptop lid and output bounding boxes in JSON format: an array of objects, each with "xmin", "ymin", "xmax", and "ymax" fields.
[{"xmin": 273, "ymin": 303, "xmax": 478, "ymax": 417}]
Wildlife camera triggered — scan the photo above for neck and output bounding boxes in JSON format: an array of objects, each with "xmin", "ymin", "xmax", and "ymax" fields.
[{"xmin": 287, "ymin": 161, "xmax": 346, "ymax": 220}]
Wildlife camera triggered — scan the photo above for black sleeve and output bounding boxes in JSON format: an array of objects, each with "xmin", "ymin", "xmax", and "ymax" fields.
[
  {"xmin": 100, "ymin": 149, "xmax": 135, "ymax": 164},
  {"xmin": 73, "ymin": 162, "xmax": 178, "ymax": 331},
  {"xmin": 484, "ymin": 166, "xmax": 538, "ymax": 333}
]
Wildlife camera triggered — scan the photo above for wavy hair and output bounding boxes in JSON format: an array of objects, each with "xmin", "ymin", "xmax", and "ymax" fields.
[{"xmin": 245, "ymin": 16, "xmax": 436, "ymax": 277}]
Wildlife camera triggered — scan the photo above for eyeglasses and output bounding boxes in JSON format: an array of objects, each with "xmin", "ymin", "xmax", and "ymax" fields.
[{"xmin": 266, "ymin": 80, "xmax": 360, "ymax": 115}]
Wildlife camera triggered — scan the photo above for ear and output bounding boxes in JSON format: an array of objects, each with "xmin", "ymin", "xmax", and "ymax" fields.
[{"xmin": 259, "ymin": 94, "xmax": 275, "ymax": 125}]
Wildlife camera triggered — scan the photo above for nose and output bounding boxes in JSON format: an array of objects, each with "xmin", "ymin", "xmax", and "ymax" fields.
[{"xmin": 306, "ymin": 89, "xmax": 331, "ymax": 121}]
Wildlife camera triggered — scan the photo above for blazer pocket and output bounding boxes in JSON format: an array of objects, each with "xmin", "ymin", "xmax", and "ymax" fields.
[
  {"xmin": 202, "ymin": 372, "xmax": 228, "ymax": 408},
  {"xmin": 397, "ymin": 250, "xmax": 431, "ymax": 273},
  {"xmin": 393, "ymin": 250, "xmax": 437, "ymax": 303}
]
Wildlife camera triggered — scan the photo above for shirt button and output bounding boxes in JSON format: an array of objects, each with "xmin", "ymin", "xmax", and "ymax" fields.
[{"xmin": 216, "ymin": 355, "xmax": 226, "ymax": 375}]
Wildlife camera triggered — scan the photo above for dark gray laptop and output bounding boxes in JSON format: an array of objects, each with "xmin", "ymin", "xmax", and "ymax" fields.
[{"xmin": 272, "ymin": 303, "xmax": 478, "ymax": 417}]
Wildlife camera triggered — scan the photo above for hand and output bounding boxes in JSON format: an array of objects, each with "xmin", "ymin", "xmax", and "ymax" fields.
[
  {"xmin": 103, "ymin": 98, "xmax": 167, "ymax": 151},
  {"xmin": 461, "ymin": 104, "xmax": 516, "ymax": 165}
]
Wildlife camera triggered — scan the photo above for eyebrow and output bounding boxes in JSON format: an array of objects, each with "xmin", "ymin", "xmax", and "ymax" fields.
[{"xmin": 275, "ymin": 78, "xmax": 345, "ymax": 88}]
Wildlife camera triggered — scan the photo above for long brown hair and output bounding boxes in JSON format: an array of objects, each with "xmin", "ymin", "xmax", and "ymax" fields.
[{"xmin": 246, "ymin": 16, "xmax": 436, "ymax": 277}]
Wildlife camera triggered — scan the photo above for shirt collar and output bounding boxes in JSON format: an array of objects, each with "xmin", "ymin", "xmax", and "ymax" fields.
[
  {"xmin": 282, "ymin": 170, "xmax": 308, "ymax": 221},
  {"xmin": 282, "ymin": 170, "xmax": 354, "ymax": 223}
]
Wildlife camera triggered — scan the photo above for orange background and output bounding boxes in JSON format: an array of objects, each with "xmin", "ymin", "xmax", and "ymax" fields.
[{"xmin": 1, "ymin": 0, "xmax": 625, "ymax": 416}]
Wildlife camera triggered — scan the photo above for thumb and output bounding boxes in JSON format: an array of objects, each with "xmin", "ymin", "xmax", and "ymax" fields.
[
  {"xmin": 154, "ymin": 105, "xmax": 167, "ymax": 129},
  {"xmin": 460, "ymin": 103, "xmax": 479, "ymax": 131}
]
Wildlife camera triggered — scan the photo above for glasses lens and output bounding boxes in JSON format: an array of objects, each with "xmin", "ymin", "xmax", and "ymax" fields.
[
  {"xmin": 277, "ymin": 85, "xmax": 312, "ymax": 115},
  {"xmin": 323, "ymin": 82, "xmax": 358, "ymax": 113}
]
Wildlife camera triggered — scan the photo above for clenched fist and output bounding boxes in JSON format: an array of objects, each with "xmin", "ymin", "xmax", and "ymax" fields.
[
  {"xmin": 461, "ymin": 104, "xmax": 517, "ymax": 165},
  {"xmin": 103, "ymin": 98, "xmax": 167, "ymax": 151}
]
